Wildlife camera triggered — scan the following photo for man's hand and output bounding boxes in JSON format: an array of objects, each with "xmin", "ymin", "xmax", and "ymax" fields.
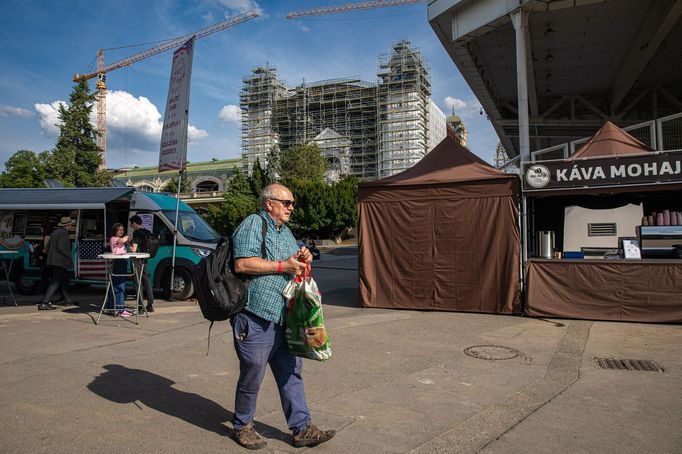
[
  {"xmin": 296, "ymin": 246, "xmax": 313, "ymax": 264},
  {"xmin": 282, "ymin": 256, "xmax": 304, "ymax": 275}
]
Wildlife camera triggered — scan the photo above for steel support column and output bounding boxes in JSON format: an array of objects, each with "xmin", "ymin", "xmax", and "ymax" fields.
[{"xmin": 511, "ymin": 9, "xmax": 530, "ymax": 166}]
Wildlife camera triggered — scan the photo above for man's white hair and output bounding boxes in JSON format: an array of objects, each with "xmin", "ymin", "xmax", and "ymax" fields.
[{"xmin": 260, "ymin": 184, "xmax": 280, "ymax": 208}]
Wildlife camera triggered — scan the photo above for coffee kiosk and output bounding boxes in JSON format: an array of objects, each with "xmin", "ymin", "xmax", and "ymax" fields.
[{"xmin": 522, "ymin": 122, "xmax": 682, "ymax": 323}]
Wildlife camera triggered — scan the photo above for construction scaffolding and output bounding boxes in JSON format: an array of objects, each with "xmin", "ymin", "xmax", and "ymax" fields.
[
  {"xmin": 377, "ymin": 40, "xmax": 431, "ymax": 179},
  {"xmin": 240, "ymin": 41, "xmax": 440, "ymax": 181},
  {"xmin": 275, "ymin": 78, "xmax": 379, "ymax": 180},
  {"xmin": 240, "ymin": 66, "xmax": 288, "ymax": 174}
]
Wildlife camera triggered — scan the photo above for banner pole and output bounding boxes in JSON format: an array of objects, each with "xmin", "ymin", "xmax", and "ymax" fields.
[{"xmin": 169, "ymin": 169, "xmax": 183, "ymax": 301}]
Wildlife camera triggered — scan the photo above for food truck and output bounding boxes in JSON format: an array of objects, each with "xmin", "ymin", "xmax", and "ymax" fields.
[{"xmin": 0, "ymin": 187, "xmax": 219, "ymax": 300}]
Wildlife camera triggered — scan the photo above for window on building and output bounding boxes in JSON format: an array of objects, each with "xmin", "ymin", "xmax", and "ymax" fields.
[{"xmin": 195, "ymin": 180, "xmax": 219, "ymax": 193}]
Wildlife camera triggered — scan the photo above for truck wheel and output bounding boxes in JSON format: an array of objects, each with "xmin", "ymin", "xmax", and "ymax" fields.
[
  {"xmin": 166, "ymin": 267, "xmax": 193, "ymax": 301},
  {"xmin": 15, "ymin": 271, "xmax": 41, "ymax": 295}
]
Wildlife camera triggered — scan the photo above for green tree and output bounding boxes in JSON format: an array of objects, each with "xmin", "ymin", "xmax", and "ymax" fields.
[
  {"xmin": 264, "ymin": 146, "xmax": 280, "ymax": 184},
  {"xmin": 0, "ymin": 150, "xmax": 45, "ymax": 188},
  {"xmin": 161, "ymin": 175, "xmax": 191, "ymax": 193},
  {"xmin": 205, "ymin": 169, "xmax": 258, "ymax": 236},
  {"xmin": 280, "ymin": 143, "xmax": 326, "ymax": 184},
  {"xmin": 0, "ymin": 150, "xmax": 47, "ymax": 188},
  {"xmin": 250, "ymin": 158, "xmax": 267, "ymax": 197},
  {"xmin": 45, "ymin": 79, "xmax": 108, "ymax": 187},
  {"xmin": 287, "ymin": 176, "xmax": 358, "ymax": 240}
]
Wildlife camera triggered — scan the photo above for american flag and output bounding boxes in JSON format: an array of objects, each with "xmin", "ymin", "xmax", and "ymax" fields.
[{"xmin": 78, "ymin": 240, "xmax": 106, "ymax": 280}]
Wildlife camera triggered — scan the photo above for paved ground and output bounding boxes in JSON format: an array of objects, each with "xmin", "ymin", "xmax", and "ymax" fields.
[{"xmin": 0, "ymin": 251, "xmax": 680, "ymax": 453}]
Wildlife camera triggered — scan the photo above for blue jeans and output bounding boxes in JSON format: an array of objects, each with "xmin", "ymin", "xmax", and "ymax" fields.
[
  {"xmin": 110, "ymin": 276, "xmax": 126, "ymax": 311},
  {"xmin": 231, "ymin": 311, "xmax": 311, "ymax": 433},
  {"xmin": 106, "ymin": 260, "xmax": 127, "ymax": 312}
]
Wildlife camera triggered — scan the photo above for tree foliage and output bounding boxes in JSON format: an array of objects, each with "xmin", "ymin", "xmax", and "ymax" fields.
[
  {"xmin": 46, "ymin": 79, "xmax": 108, "ymax": 187},
  {"xmin": 203, "ymin": 152, "xmax": 356, "ymax": 240},
  {"xmin": 265, "ymin": 146, "xmax": 280, "ymax": 184},
  {"xmin": 280, "ymin": 143, "xmax": 326, "ymax": 184},
  {"xmin": 287, "ymin": 176, "xmax": 358, "ymax": 240},
  {"xmin": 250, "ymin": 158, "xmax": 266, "ymax": 196},
  {"xmin": 204, "ymin": 169, "xmax": 258, "ymax": 236},
  {"xmin": 1, "ymin": 81, "xmax": 110, "ymax": 188},
  {"xmin": 0, "ymin": 150, "xmax": 47, "ymax": 188},
  {"xmin": 161, "ymin": 175, "xmax": 192, "ymax": 193}
]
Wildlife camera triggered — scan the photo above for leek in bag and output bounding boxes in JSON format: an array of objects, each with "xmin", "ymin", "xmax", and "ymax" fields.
[{"xmin": 283, "ymin": 266, "xmax": 332, "ymax": 361}]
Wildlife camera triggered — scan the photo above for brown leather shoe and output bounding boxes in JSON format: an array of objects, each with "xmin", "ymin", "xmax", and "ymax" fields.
[
  {"xmin": 234, "ymin": 423, "xmax": 266, "ymax": 450},
  {"xmin": 292, "ymin": 424, "xmax": 335, "ymax": 448}
]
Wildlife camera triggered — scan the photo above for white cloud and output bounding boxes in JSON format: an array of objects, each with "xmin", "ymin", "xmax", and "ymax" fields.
[
  {"xmin": 218, "ymin": 0, "xmax": 260, "ymax": 13},
  {"xmin": 188, "ymin": 125, "xmax": 209, "ymax": 140},
  {"xmin": 34, "ymin": 91, "xmax": 208, "ymax": 150},
  {"xmin": 202, "ymin": 11, "xmax": 214, "ymax": 22},
  {"xmin": 443, "ymin": 96, "xmax": 483, "ymax": 118},
  {"xmin": 293, "ymin": 21, "xmax": 310, "ymax": 33},
  {"xmin": 443, "ymin": 96, "xmax": 467, "ymax": 111},
  {"xmin": 0, "ymin": 104, "xmax": 34, "ymax": 118},
  {"xmin": 34, "ymin": 100, "xmax": 67, "ymax": 136},
  {"xmin": 219, "ymin": 104, "xmax": 242, "ymax": 124}
]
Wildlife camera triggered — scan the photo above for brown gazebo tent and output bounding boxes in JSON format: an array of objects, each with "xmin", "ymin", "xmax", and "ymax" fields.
[
  {"xmin": 568, "ymin": 120, "xmax": 652, "ymax": 160},
  {"xmin": 358, "ymin": 136, "xmax": 521, "ymax": 314}
]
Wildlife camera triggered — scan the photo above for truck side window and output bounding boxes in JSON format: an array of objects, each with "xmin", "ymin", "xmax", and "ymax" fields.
[{"xmin": 152, "ymin": 215, "xmax": 173, "ymax": 245}]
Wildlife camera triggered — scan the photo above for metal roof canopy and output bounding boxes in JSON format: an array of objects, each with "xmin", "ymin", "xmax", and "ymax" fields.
[
  {"xmin": 428, "ymin": 0, "xmax": 682, "ymax": 160},
  {"xmin": 0, "ymin": 188, "xmax": 135, "ymax": 210}
]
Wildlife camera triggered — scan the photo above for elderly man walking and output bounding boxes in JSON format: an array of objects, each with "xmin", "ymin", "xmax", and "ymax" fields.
[{"xmin": 229, "ymin": 183, "xmax": 335, "ymax": 450}]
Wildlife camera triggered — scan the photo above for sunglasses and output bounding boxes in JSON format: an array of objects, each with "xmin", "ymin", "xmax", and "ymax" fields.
[{"xmin": 270, "ymin": 198, "xmax": 295, "ymax": 208}]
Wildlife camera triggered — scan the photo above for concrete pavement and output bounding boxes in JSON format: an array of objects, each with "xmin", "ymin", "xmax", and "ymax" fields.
[{"xmin": 0, "ymin": 251, "xmax": 680, "ymax": 453}]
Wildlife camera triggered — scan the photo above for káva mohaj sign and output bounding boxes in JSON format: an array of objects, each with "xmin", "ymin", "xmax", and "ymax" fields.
[{"xmin": 522, "ymin": 150, "xmax": 682, "ymax": 192}]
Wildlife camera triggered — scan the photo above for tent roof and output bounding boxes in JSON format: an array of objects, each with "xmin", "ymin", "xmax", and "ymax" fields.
[
  {"xmin": 362, "ymin": 135, "xmax": 515, "ymax": 187},
  {"xmin": 0, "ymin": 187, "xmax": 134, "ymax": 210},
  {"xmin": 568, "ymin": 121, "xmax": 652, "ymax": 160}
]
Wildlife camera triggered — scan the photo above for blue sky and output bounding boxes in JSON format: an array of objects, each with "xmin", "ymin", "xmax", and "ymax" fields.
[{"xmin": 0, "ymin": 0, "xmax": 498, "ymax": 172}]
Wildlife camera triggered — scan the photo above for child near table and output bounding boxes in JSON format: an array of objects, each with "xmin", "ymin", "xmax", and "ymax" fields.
[{"xmin": 108, "ymin": 223, "xmax": 130, "ymax": 317}]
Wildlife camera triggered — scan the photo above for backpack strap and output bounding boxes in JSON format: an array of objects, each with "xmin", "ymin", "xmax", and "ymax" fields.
[
  {"xmin": 260, "ymin": 214, "xmax": 268, "ymax": 259},
  {"xmin": 206, "ymin": 215, "xmax": 268, "ymax": 356}
]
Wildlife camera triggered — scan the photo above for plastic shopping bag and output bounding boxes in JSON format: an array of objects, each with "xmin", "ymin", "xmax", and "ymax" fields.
[{"xmin": 282, "ymin": 267, "xmax": 332, "ymax": 361}]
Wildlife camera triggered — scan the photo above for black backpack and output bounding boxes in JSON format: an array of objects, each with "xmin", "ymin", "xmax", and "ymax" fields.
[{"xmin": 193, "ymin": 216, "xmax": 267, "ymax": 350}]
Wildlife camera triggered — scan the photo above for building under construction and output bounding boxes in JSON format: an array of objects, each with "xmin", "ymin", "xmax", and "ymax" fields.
[{"xmin": 240, "ymin": 40, "xmax": 446, "ymax": 181}]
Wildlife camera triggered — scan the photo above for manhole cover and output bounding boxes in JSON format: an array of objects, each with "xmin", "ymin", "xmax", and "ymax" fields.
[
  {"xmin": 463, "ymin": 345, "xmax": 521, "ymax": 361},
  {"xmin": 594, "ymin": 357, "xmax": 662, "ymax": 372}
]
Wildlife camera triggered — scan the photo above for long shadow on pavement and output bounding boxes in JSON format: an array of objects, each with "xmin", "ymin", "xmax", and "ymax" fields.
[{"xmin": 87, "ymin": 364, "xmax": 289, "ymax": 442}]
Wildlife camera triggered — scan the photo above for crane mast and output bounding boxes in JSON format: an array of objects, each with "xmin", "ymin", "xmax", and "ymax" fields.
[
  {"xmin": 286, "ymin": 0, "xmax": 425, "ymax": 19},
  {"xmin": 73, "ymin": 9, "xmax": 259, "ymax": 168}
]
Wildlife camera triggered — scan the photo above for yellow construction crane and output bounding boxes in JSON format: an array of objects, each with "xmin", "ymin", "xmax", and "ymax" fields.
[
  {"xmin": 73, "ymin": 9, "xmax": 259, "ymax": 168},
  {"xmin": 286, "ymin": 0, "xmax": 425, "ymax": 19}
]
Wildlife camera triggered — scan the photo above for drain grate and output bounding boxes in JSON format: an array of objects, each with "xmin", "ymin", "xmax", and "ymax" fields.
[
  {"xmin": 594, "ymin": 357, "xmax": 662, "ymax": 372},
  {"xmin": 464, "ymin": 345, "xmax": 521, "ymax": 361}
]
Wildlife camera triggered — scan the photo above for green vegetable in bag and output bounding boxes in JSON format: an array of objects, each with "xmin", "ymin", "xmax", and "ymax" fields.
[{"xmin": 283, "ymin": 268, "xmax": 332, "ymax": 361}]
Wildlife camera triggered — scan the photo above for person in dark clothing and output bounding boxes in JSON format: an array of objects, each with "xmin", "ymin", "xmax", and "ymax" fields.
[
  {"xmin": 39, "ymin": 216, "xmax": 77, "ymax": 310},
  {"xmin": 129, "ymin": 215, "xmax": 155, "ymax": 313},
  {"xmin": 36, "ymin": 223, "xmax": 53, "ymax": 292}
]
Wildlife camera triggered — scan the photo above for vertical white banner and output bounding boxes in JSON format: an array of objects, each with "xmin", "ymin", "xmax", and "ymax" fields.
[{"xmin": 159, "ymin": 37, "xmax": 194, "ymax": 172}]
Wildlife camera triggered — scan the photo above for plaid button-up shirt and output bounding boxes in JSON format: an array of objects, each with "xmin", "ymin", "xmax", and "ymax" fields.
[{"xmin": 232, "ymin": 210, "xmax": 298, "ymax": 324}]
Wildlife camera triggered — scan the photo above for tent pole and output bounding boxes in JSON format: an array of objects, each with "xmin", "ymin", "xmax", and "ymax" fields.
[{"xmin": 520, "ymin": 195, "xmax": 527, "ymax": 292}]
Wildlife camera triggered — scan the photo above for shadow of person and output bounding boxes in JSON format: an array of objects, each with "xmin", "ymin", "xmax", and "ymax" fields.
[{"xmin": 87, "ymin": 364, "xmax": 289, "ymax": 442}]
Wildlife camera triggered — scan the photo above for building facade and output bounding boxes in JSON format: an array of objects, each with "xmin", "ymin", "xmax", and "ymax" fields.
[
  {"xmin": 111, "ymin": 158, "xmax": 240, "ymax": 209},
  {"xmin": 240, "ymin": 40, "xmax": 446, "ymax": 181}
]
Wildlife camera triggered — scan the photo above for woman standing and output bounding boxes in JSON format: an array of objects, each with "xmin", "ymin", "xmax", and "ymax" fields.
[{"xmin": 108, "ymin": 223, "xmax": 130, "ymax": 317}]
